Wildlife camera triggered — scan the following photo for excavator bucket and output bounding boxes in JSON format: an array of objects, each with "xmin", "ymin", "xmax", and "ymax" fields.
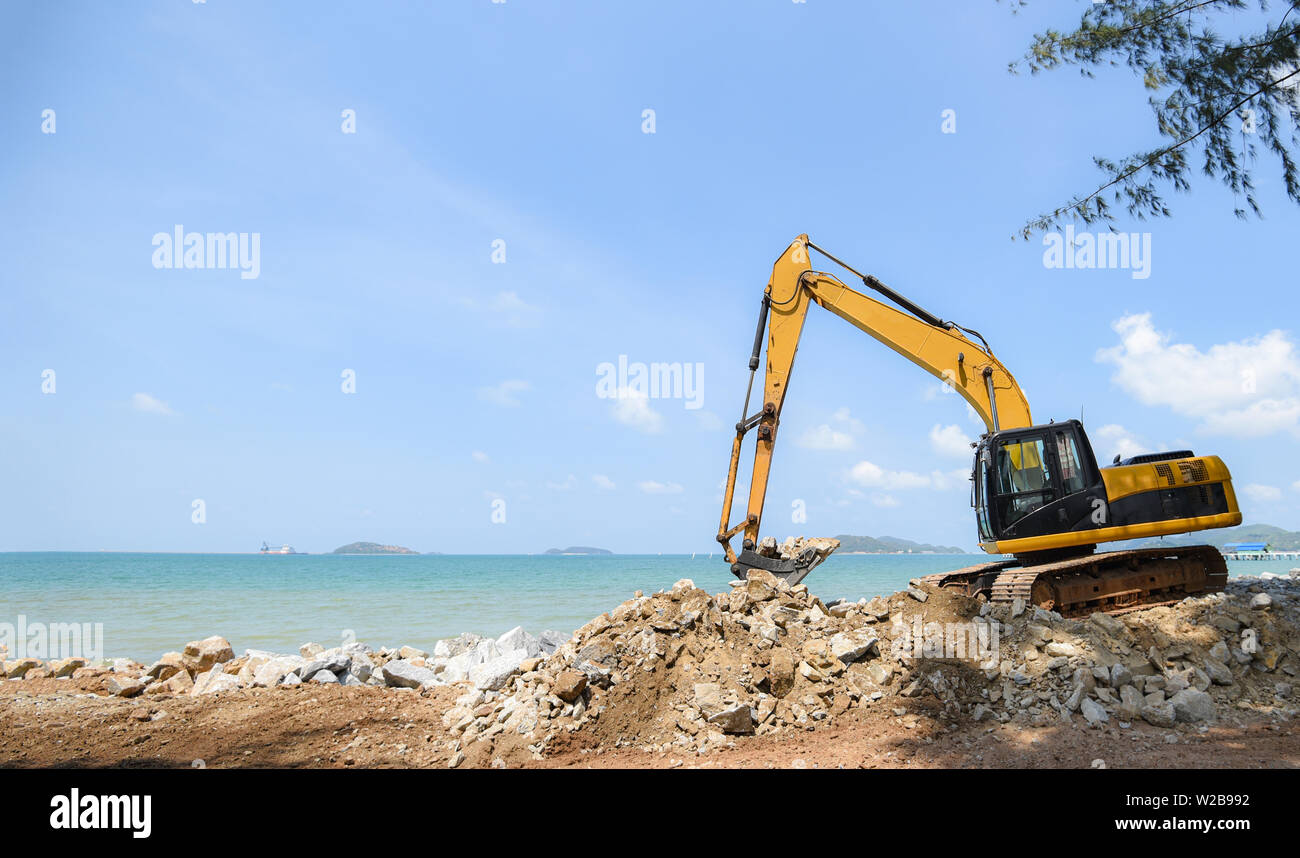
[{"xmin": 730, "ymin": 538, "xmax": 840, "ymax": 587}]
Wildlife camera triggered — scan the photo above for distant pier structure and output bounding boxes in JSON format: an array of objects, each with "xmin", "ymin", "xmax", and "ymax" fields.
[{"xmin": 1221, "ymin": 541, "xmax": 1300, "ymax": 561}]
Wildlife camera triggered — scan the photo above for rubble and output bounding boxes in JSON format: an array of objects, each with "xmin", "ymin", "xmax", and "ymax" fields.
[
  {"xmin": 3, "ymin": 568, "xmax": 1296, "ymax": 766},
  {"xmin": 442, "ymin": 569, "xmax": 1299, "ymax": 760}
]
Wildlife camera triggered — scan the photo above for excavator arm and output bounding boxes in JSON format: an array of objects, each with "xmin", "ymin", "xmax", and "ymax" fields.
[{"xmin": 717, "ymin": 235, "xmax": 1032, "ymax": 570}]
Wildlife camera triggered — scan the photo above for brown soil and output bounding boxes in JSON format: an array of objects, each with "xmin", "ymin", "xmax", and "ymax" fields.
[{"xmin": 2, "ymin": 675, "xmax": 1295, "ymax": 769}]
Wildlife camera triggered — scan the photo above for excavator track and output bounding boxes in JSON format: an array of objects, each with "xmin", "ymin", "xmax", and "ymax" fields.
[{"xmin": 921, "ymin": 545, "xmax": 1227, "ymax": 618}]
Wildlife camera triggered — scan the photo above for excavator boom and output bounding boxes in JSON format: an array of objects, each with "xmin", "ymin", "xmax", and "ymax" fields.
[{"xmin": 718, "ymin": 235, "xmax": 1030, "ymax": 566}]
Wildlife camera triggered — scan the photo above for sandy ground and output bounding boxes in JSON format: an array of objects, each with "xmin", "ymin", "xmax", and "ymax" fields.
[{"xmin": 3, "ymin": 676, "xmax": 1295, "ymax": 769}]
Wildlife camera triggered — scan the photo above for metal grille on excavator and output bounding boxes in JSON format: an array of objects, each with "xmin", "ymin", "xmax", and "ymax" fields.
[{"xmin": 920, "ymin": 545, "xmax": 1228, "ymax": 618}]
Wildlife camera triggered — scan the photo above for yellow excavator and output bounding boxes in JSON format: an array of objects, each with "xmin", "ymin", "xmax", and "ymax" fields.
[{"xmin": 717, "ymin": 235, "xmax": 1242, "ymax": 617}]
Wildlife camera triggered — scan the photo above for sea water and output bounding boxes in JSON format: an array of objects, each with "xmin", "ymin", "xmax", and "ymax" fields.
[{"xmin": 1, "ymin": 552, "xmax": 1293, "ymax": 662}]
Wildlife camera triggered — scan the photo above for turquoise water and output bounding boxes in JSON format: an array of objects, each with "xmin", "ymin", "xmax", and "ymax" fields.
[{"xmin": 2, "ymin": 552, "xmax": 1295, "ymax": 662}]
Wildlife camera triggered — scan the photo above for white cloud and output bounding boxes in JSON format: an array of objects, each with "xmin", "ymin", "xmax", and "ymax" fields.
[
  {"xmin": 795, "ymin": 408, "xmax": 863, "ymax": 450},
  {"xmin": 832, "ymin": 407, "xmax": 864, "ymax": 434},
  {"xmin": 1241, "ymin": 483, "xmax": 1282, "ymax": 503},
  {"xmin": 848, "ymin": 460, "xmax": 967, "ymax": 492},
  {"xmin": 870, "ymin": 494, "xmax": 900, "ymax": 508},
  {"xmin": 928, "ymin": 468, "xmax": 972, "ymax": 491},
  {"xmin": 477, "ymin": 379, "xmax": 530, "ymax": 407},
  {"xmin": 929, "ymin": 423, "xmax": 973, "ymax": 458},
  {"xmin": 592, "ymin": 474, "xmax": 616, "ymax": 490},
  {"xmin": 471, "ymin": 450, "xmax": 489, "ymax": 463},
  {"xmin": 1097, "ymin": 313, "xmax": 1300, "ymax": 437},
  {"xmin": 463, "ymin": 290, "xmax": 541, "ymax": 328},
  {"xmin": 546, "ymin": 474, "xmax": 577, "ymax": 491},
  {"xmin": 1200, "ymin": 399, "xmax": 1300, "ymax": 437},
  {"xmin": 796, "ymin": 424, "xmax": 855, "ymax": 451},
  {"xmin": 1092, "ymin": 424, "xmax": 1172, "ymax": 462},
  {"xmin": 847, "ymin": 461, "xmax": 932, "ymax": 490},
  {"xmin": 1293, "ymin": 480, "xmax": 1300, "ymax": 492},
  {"xmin": 131, "ymin": 392, "xmax": 175, "ymax": 416},
  {"xmin": 638, "ymin": 480, "xmax": 683, "ymax": 494},
  {"xmin": 610, "ymin": 386, "xmax": 664, "ymax": 434}
]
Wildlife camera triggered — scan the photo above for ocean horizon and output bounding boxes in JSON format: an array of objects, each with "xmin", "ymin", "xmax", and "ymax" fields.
[{"xmin": 3, "ymin": 551, "xmax": 1296, "ymax": 663}]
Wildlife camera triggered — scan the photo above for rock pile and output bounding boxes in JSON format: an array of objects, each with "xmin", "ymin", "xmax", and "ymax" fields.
[
  {"xmin": 449, "ymin": 569, "xmax": 1298, "ymax": 760},
  {"xmin": 2, "ymin": 626, "xmax": 569, "ymax": 699},
  {"xmin": 755, "ymin": 535, "xmax": 841, "ymax": 565}
]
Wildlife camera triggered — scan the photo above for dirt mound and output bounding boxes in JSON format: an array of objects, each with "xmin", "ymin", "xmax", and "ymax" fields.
[{"xmin": 454, "ymin": 570, "xmax": 1299, "ymax": 765}]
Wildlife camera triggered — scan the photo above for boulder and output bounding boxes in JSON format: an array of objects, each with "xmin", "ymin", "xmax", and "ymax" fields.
[
  {"xmin": 146, "ymin": 669, "xmax": 194, "ymax": 696},
  {"xmin": 182, "ymin": 636, "xmax": 235, "ymax": 674},
  {"xmin": 1141, "ymin": 702, "xmax": 1177, "ymax": 728},
  {"xmin": 381, "ymin": 660, "xmax": 441, "ymax": 689},
  {"xmin": 50, "ymin": 657, "xmax": 87, "ymax": 678},
  {"xmin": 1080, "ymin": 697, "xmax": 1108, "ymax": 725},
  {"xmin": 440, "ymin": 639, "xmax": 503, "ymax": 683},
  {"xmin": 347, "ymin": 653, "xmax": 375, "ymax": 684},
  {"xmin": 469, "ymin": 655, "xmax": 523, "ymax": 691},
  {"xmin": 538, "ymin": 630, "xmax": 568, "ymax": 655},
  {"xmin": 105, "ymin": 676, "xmax": 145, "ymax": 698},
  {"xmin": 252, "ymin": 656, "xmax": 306, "ymax": 688},
  {"xmin": 1118, "ymin": 684, "xmax": 1144, "ymax": 717},
  {"xmin": 552, "ymin": 669, "xmax": 588, "ymax": 703},
  {"xmin": 298, "ymin": 653, "xmax": 349, "ymax": 682},
  {"xmin": 769, "ymin": 649, "xmax": 795, "ymax": 697},
  {"xmin": 1170, "ymin": 688, "xmax": 1215, "ymax": 723},
  {"xmin": 191, "ymin": 665, "xmax": 241, "ymax": 696},
  {"xmin": 496, "ymin": 626, "xmax": 542, "ymax": 658},
  {"xmin": 864, "ymin": 662, "xmax": 892, "ymax": 686},
  {"xmin": 576, "ymin": 661, "xmax": 612, "ymax": 689},
  {"xmin": 4, "ymin": 658, "xmax": 43, "ymax": 679},
  {"xmin": 707, "ymin": 704, "xmax": 755, "ymax": 734},
  {"xmin": 433, "ymin": 633, "xmax": 485, "ymax": 659},
  {"xmin": 146, "ymin": 653, "xmax": 186, "ymax": 680},
  {"xmin": 746, "ymin": 572, "xmax": 778, "ymax": 603},
  {"xmin": 829, "ymin": 631, "xmax": 879, "ymax": 665},
  {"xmin": 694, "ymin": 682, "xmax": 723, "ymax": 714}
]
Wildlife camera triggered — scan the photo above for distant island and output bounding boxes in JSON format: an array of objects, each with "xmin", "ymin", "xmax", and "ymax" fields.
[
  {"xmin": 834, "ymin": 534, "xmax": 966, "ymax": 554},
  {"xmin": 332, "ymin": 542, "xmax": 418, "ymax": 555},
  {"xmin": 544, "ymin": 546, "xmax": 612, "ymax": 555}
]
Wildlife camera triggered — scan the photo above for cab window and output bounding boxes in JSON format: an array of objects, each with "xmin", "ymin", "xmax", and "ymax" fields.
[
  {"xmin": 1055, "ymin": 430, "xmax": 1085, "ymax": 495},
  {"xmin": 974, "ymin": 454, "xmax": 993, "ymax": 542},
  {"xmin": 996, "ymin": 438, "xmax": 1050, "ymax": 494},
  {"xmin": 995, "ymin": 436, "xmax": 1054, "ymax": 526}
]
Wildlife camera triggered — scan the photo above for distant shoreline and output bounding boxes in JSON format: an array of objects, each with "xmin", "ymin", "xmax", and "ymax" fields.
[{"xmin": 0, "ymin": 550, "xmax": 979, "ymax": 556}]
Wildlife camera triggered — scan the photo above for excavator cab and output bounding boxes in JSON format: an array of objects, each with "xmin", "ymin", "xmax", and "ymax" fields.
[{"xmin": 973, "ymin": 420, "xmax": 1105, "ymax": 555}]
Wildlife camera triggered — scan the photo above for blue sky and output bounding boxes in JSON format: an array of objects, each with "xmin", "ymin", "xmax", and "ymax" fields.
[{"xmin": 2, "ymin": 1, "xmax": 1298, "ymax": 554}]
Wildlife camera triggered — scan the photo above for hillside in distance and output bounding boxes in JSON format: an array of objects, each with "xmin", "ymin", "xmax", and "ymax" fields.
[
  {"xmin": 833, "ymin": 534, "xmax": 966, "ymax": 554},
  {"xmin": 1115, "ymin": 524, "xmax": 1300, "ymax": 551},
  {"xmin": 332, "ymin": 542, "xmax": 418, "ymax": 555}
]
